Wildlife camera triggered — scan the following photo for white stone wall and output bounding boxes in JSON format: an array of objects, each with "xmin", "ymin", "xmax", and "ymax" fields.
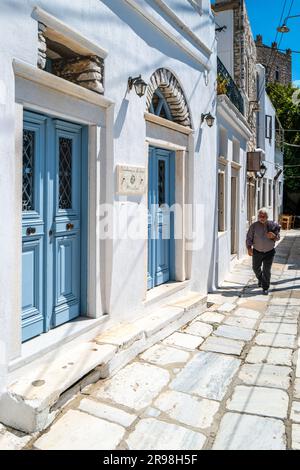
[
  {"xmin": 0, "ymin": 0, "xmax": 217, "ymax": 389},
  {"xmin": 215, "ymin": 98, "xmax": 249, "ymax": 286}
]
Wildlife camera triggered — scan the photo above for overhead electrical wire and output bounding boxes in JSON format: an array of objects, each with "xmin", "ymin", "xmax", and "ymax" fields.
[{"xmin": 256, "ymin": 0, "xmax": 289, "ymax": 103}]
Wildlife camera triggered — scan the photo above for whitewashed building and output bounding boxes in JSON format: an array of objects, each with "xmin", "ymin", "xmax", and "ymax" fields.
[
  {"xmin": 0, "ymin": 0, "xmax": 217, "ymax": 431},
  {"xmin": 256, "ymin": 64, "xmax": 284, "ymax": 222}
]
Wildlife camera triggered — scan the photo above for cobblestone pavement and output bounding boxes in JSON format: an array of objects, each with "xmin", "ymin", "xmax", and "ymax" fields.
[{"xmin": 2, "ymin": 231, "xmax": 300, "ymax": 450}]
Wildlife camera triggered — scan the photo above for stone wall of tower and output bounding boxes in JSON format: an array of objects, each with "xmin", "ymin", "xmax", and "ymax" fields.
[
  {"xmin": 213, "ymin": 0, "xmax": 258, "ymax": 150},
  {"xmin": 255, "ymin": 35, "xmax": 292, "ymax": 85}
]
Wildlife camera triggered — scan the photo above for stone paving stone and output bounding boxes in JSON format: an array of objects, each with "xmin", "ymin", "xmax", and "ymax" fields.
[
  {"xmin": 227, "ymin": 386, "xmax": 289, "ymax": 419},
  {"xmin": 207, "ymin": 294, "xmax": 239, "ymax": 305},
  {"xmin": 91, "ymin": 362, "xmax": 170, "ymax": 411},
  {"xmin": 259, "ymin": 322, "xmax": 297, "ymax": 335},
  {"xmin": 240, "ymin": 294, "xmax": 272, "ymax": 302},
  {"xmin": 223, "ymin": 316, "xmax": 258, "ymax": 330},
  {"xmin": 255, "ymin": 333, "xmax": 296, "ymax": 349},
  {"xmin": 162, "ymin": 332, "xmax": 204, "ymax": 350},
  {"xmin": 170, "ymin": 351, "xmax": 240, "ymax": 401},
  {"xmin": 213, "ymin": 325, "xmax": 255, "ymax": 342},
  {"xmin": 78, "ymin": 398, "xmax": 136, "ymax": 427},
  {"xmin": 265, "ymin": 306, "xmax": 299, "ymax": 318},
  {"xmin": 216, "ymin": 303, "xmax": 236, "ymax": 313},
  {"xmin": 126, "ymin": 418, "xmax": 206, "ymax": 450},
  {"xmin": 0, "ymin": 427, "xmax": 31, "ymax": 450},
  {"xmin": 201, "ymin": 336, "xmax": 244, "ymax": 356},
  {"xmin": 236, "ymin": 300, "xmax": 268, "ymax": 312},
  {"xmin": 154, "ymin": 390, "xmax": 219, "ymax": 429},
  {"xmin": 272, "ymin": 290, "xmax": 293, "ymax": 298},
  {"xmin": 246, "ymin": 346, "xmax": 293, "ymax": 366},
  {"xmin": 260, "ymin": 315, "xmax": 298, "ymax": 324},
  {"xmin": 143, "ymin": 407, "xmax": 161, "ymax": 418},
  {"xmin": 212, "ymin": 413, "xmax": 286, "ymax": 450},
  {"xmin": 292, "ymin": 424, "xmax": 300, "ymax": 450},
  {"xmin": 183, "ymin": 321, "xmax": 213, "ymax": 338},
  {"xmin": 238, "ymin": 363, "xmax": 291, "ymax": 389},
  {"xmin": 33, "ymin": 410, "xmax": 125, "ymax": 450},
  {"xmin": 294, "ymin": 379, "xmax": 300, "ymax": 399},
  {"xmin": 296, "ymin": 350, "xmax": 300, "ymax": 378},
  {"xmin": 198, "ymin": 312, "xmax": 225, "ymax": 324},
  {"xmin": 233, "ymin": 308, "xmax": 261, "ymax": 319},
  {"xmin": 140, "ymin": 344, "xmax": 190, "ymax": 368},
  {"xmin": 291, "ymin": 402, "xmax": 300, "ymax": 423},
  {"xmin": 270, "ymin": 297, "xmax": 300, "ymax": 306}
]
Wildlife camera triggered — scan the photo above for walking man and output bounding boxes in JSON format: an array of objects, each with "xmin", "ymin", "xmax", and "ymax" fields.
[{"xmin": 246, "ymin": 207, "xmax": 281, "ymax": 295}]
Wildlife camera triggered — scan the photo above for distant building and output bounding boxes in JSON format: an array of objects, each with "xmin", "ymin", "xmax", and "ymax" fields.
[{"xmin": 255, "ymin": 35, "xmax": 292, "ymax": 85}]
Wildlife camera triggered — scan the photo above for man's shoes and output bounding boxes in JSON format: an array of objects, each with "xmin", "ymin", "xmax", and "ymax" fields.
[{"xmin": 262, "ymin": 289, "xmax": 269, "ymax": 295}]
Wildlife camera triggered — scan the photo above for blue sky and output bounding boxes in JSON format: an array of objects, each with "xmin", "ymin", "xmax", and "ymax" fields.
[{"xmin": 245, "ymin": 0, "xmax": 300, "ymax": 85}]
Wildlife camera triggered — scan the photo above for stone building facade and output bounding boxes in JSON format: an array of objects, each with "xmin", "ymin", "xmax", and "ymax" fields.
[
  {"xmin": 213, "ymin": 0, "xmax": 258, "ymax": 151},
  {"xmin": 255, "ymin": 35, "xmax": 292, "ymax": 86},
  {"xmin": 213, "ymin": 0, "xmax": 259, "ymax": 231}
]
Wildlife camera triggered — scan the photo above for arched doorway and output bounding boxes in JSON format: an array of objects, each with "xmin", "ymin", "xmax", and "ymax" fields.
[{"xmin": 146, "ymin": 69, "xmax": 192, "ymax": 290}]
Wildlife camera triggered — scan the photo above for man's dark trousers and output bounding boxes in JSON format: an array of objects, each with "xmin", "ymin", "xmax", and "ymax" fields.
[{"xmin": 252, "ymin": 248, "xmax": 275, "ymax": 290}]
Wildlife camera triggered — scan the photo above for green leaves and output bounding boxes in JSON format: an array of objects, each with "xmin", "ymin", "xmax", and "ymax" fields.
[{"xmin": 267, "ymin": 83, "xmax": 300, "ymax": 192}]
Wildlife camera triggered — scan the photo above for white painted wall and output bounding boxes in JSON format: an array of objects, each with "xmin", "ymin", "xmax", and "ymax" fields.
[
  {"xmin": 0, "ymin": 0, "xmax": 217, "ymax": 389},
  {"xmin": 256, "ymin": 65, "xmax": 284, "ymax": 221},
  {"xmin": 215, "ymin": 10, "xmax": 234, "ymax": 76},
  {"xmin": 215, "ymin": 98, "xmax": 249, "ymax": 286}
]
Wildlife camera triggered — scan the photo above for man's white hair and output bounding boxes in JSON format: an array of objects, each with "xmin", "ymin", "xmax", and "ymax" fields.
[{"xmin": 258, "ymin": 207, "xmax": 269, "ymax": 217}]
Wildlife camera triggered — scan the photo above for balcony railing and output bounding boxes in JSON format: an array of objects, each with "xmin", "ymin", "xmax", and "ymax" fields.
[{"xmin": 217, "ymin": 57, "xmax": 244, "ymax": 116}]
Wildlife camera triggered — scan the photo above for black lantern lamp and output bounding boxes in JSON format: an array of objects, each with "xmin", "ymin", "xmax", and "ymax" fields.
[
  {"xmin": 128, "ymin": 75, "xmax": 148, "ymax": 97},
  {"xmin": 257, "ymin": 162, "xmax": 267, "ymax": 179},
  {"xmin": 201, "ymin": 112, "xmax": 215, "ymax": 127}
]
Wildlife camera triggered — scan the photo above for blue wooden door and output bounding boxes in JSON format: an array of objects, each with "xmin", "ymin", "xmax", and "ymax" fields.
[
  {"xmin": 148, "ymin": 147, "xmax": 175, "ymax": 290},
  {"xmin": 22, "ymin": 111, "xmax": 85, "ymax": 341}
]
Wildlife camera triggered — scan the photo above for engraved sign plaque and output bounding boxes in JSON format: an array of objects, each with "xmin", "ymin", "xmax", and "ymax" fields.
[{"xmin": 117, "ymin": 165, "xmax": 146, "ymax": 195}]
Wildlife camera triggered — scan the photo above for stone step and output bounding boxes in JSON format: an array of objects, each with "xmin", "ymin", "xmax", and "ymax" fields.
[{"xmin": 0, "ymin": 292, "xmax": 207, "ymax": 434}]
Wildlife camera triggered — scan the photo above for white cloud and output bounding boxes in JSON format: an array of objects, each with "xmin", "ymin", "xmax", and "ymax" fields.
[{"xmin": 293, "ymin": 80, "xmax": 300, "ymax": 88}]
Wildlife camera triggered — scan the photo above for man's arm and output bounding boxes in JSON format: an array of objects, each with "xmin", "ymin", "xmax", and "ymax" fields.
[
  {"xmin": 246, "ymin": 224, "xmax": 254, "ymax": 249},
  {"xmin": 267, "ymin": 221, "xmax": 281, "ymax": 241}
]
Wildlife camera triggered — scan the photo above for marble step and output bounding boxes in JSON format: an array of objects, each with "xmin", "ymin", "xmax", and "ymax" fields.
[{"xmin": 0, "ymin": 292, "xmax": 207, "ymax": 434}]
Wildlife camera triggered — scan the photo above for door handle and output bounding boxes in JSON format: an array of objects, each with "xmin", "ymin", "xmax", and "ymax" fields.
[
  {"xmin": 66, "ymin": 223, "xmax": 74, "ymax": 231},
  {"xmin": 26, "ymin": 227, "xmax": 36, "ymax": 236}
]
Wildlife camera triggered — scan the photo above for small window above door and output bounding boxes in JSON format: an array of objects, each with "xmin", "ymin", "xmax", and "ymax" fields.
[{"xmin": 149, "ymin": 88, "xmax": 173, "ymax": 121}]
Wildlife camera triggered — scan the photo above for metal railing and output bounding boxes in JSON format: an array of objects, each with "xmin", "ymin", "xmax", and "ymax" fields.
[{"xmin": 217, "ymin": 57, "xmax": 244, "ymax": 115}]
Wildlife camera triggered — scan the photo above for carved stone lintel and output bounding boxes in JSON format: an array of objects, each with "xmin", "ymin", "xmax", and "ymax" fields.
[
  {"xmin": 37, "ymin": 22, "xmax": 47, "ymax": 69},
  {"xmin": 52, "ymin": 55, "xmax": 104, "ymax": 94},
  {"xmin": 147, "ymin": 68, "xmax": 191, "ymax": 127}
]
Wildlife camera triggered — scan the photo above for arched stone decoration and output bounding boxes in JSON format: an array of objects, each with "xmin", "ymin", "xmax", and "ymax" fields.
[{"xmin": 146, "ymin": 68, "xmax": 192, "ymax": 127}]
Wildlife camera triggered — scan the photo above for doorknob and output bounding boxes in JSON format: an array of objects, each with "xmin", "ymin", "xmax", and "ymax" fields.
[
  {"xmin": 66, "ymin": 223, "xmax": 74, "ymax": 231},
  {"xmin": 26, "ymin": 227, "xmax": 36, "ymax": 236}
]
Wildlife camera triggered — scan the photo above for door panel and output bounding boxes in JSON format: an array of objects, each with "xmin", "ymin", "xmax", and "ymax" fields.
[
  {"xmin": 22, "ymin": 112, "xmax": 46, "ymax": 341},
  {"xmin": 22, "ymin": 112, "xmax": 85, "ymax": 341},
  {"xmin": 51, "ymin": 122, "xmax": 82, "ymax": 327},
  {"xmin": 148, "ymin": 147, "xmax": 175, "ymax": 290}
]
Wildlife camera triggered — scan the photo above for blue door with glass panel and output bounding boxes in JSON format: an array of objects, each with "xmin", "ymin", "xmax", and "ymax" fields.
[
  {"xmin": 22, "ymin": 110, "xmax": 86, "ymax": 342},
  {"xmin": 148, "ymin": 147, "xmax": 175, "ymax": 290}
]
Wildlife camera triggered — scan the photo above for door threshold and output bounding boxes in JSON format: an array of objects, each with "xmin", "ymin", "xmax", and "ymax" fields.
[
  {"xmin": 9, "ymin": 315, "xmax": 107, "ymax": 375},
  {"xmin": 144, "ymin": 280, "xmax": 190, "ymax": 307}
]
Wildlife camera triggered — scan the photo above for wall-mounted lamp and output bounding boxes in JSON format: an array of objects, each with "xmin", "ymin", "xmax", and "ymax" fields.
[
  {"xmin": 277, "ymin": 14, "xmax": 300, "ymax": 33},
  {"xmin": 256, "ymin": 162, "xmax": 267, "ymax": 179},
  {"xmin": 201, "ymin": 112, "xmax": 215, "ymax": 127},
  {"xmin": 128, "ymin": 75, "xmax": 148, "ymax": 97}
]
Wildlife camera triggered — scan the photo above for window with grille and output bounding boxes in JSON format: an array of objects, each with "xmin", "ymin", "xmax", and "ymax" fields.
[{"xmin": 149, "ymin": 88, "xmax": 173, "ymax": 121}]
